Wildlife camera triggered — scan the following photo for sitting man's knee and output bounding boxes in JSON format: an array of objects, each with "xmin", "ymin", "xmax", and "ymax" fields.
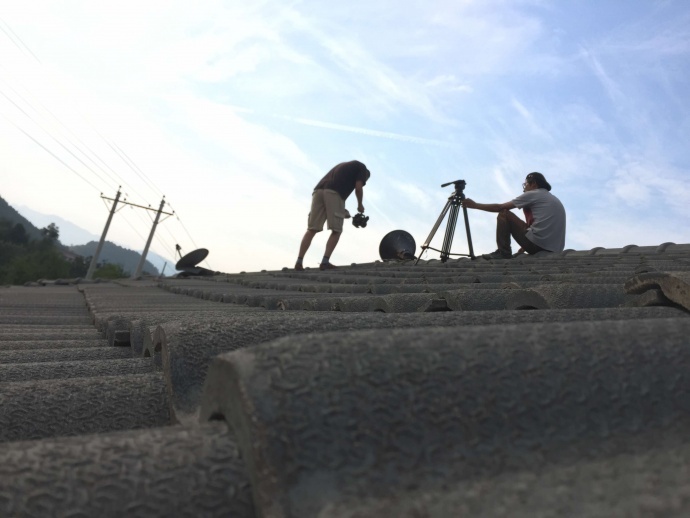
[{"xmin": 497, "ymin": 209, "xmax": 510, "ymax": 219}]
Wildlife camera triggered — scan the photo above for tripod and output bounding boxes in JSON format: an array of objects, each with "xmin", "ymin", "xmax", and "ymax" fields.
[{"xmin": 415, "ymin": 180, "xmax": 475, "ymax": 264}]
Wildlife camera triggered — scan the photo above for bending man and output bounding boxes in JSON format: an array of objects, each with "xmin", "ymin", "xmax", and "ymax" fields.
[
  {"xmin": 295, "ymin": 160, "xmax": 370, "ymax": 271},
  {"xmin": 462, "ymin": 172, "xmax": 566, "ymax": 260}
]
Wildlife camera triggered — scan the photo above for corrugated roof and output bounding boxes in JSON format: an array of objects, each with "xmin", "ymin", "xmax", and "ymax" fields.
[{"xmin": 2, "ymin": 243, "xmax": 690, "ymax": 517}]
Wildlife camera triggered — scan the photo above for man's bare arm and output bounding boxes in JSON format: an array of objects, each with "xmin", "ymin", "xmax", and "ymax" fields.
[
  {"xmin": 355, "ymin": 180, "xmax": 365, "ymax": 213},
  {"xmin": 462, "ymin": 199, "xmax": 515, "ymax": 212}
]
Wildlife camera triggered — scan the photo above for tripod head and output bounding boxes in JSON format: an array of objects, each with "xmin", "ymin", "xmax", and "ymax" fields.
[{"xmin": 441, "ymin": 179, "xmax": 466, "ymax": 192}]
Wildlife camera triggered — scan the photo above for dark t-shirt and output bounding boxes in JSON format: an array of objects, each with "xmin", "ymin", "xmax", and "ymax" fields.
[{"xmin": 314, "ymin": 161, "xmax": 370, "ymax": 200}]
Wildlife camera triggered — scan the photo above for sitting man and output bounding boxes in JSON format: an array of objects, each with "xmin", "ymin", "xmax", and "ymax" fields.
[
  {"xmin": 462, "ymin": 172, "xmax": 566, "ymax": 259},
  {"xmin": 295, "ymin": 160, "xmax": 370, "ymax": 270}
]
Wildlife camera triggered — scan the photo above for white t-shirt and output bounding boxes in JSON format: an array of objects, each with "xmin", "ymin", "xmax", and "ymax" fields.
[{"xmin": 511, "ymin": 189, "xmax": 566, "ymax": 252}]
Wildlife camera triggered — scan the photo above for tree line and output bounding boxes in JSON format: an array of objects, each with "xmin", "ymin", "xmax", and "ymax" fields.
[{"xmin": 0, "ymin": 219, "xmax": 127, "ymax": 285}]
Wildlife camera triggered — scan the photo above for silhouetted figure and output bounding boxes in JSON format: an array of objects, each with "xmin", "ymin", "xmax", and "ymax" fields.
[
  {"xmin": 463, "ymin": 172, "xmax": 566, "ymax": 259},
  {"xmin": 295, "ymin": 160, "xmax": 370, "ymax": 270}
]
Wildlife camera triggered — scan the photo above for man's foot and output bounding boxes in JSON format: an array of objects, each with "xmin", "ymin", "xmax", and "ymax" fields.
[
  {"xmin": 294, "ymin": 263, "xmax": 304, "ymax": 271},
  {"xmin": 319, "ymin": 262, "xmax": 337, "ymax": 270},
  {"xmin": 481, "ymin": 250, "xmax": 512, "ymax": 260}
]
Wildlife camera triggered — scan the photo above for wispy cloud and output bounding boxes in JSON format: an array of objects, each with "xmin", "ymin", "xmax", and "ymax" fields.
[
  {"xmin": 511, "ymin": 98, "xmax": 552, "ymax": 141},
  {"xmin": 391, "ymin": 181, "xmax": 435, "ymax": 209},
  {"xmin": 425, "ymin": 75, "xmax": 473, "ymax": 94},
  {"xmin": 283, "ymin": 116, "xmax": 453, "ymax": 147},
  {"xmin": 580, "ymin": 47, "xmax": 625, "ymax": 105},
  {"xmin": 218, "ymin": 104, "xmax": 453, "ymax": 146},
  {"xmin": 167, "ymin": 94, "xmax": 321, "ymax": 188}
]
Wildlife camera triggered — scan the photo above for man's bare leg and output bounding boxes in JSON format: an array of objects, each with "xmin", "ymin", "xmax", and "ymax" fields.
[
  {"xmin": 298, "ymin": 229, "xmax": 317, "ymax": 258},
  {"xmin": 323, "ymin": 230, "xmax": 341, "ymax": 263},
  {"xmin": 296, "ymin": 229, "xmax": 318, "ymax": 270}
]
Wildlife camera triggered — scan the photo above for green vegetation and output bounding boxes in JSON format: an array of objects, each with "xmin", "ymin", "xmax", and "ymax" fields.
[
  {"xmin": 1, "ymin": 196, "xmax": 153, "ymax": 284},
  {"xmin": 0, "ymin": 195, "xmax": 44, "ymax": 241},
  {"xmin": 70, "ymin": 241, "xmax": 159, "ymax": 276},
  {"xmin": 0, "ymin": 219, "xmax": 129, "ymax": 285},
  {"xmin": 1, "ymin": 220, "xmax": 71, "ymax": 284},
  {"xmin": 92, "ymin": 262, "xmax": 128, "ymax": 279}
]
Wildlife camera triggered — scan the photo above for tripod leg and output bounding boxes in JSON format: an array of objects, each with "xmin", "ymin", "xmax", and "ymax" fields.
[
  {"xmin": 461, "ymin": 204, "xmax": 476, "ymax": 259},
  {"xmin": 441, "ymin": 202, "xmax": 460, "ymax": 262},
  {"xmin": 415, "ymin": 199, "xmax": 452, "ymax": 265}
]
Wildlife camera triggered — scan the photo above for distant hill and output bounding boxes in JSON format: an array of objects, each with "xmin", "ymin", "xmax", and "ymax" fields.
[
  {"xmin": 2, "ymin": 196, "xmax": 163, "ymax": 276},
  {"xmin": 69, "ymin": 241, "xmax": 159, "ymax": 276},
  {"xmin": 17, "ymin": 204, "xmax": 172, "ymax": 274},
  {"xmin": 17, "ymin": 204, "xmax": 101, "ymax": 246},
  {"xmin": 0, "ymin": 195, "xmax": 47, "ymax": 242}
]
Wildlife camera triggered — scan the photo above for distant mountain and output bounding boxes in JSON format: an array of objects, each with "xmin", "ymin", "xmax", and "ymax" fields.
[
  {"xmin": 0, "ymin": 196, "xmax": 48, "ymax": 242},
  {"xmin": 70, "ymin": 241, "xmax": 160, "ymax": 276},
  {"xmin": 17, "ymin": 205, "xmax": 100, "ymax": 246},
  {"xmin": 3, "ymin": 197, "xmax": 173, "ymax": 275},
  {"xmin": 15, "ymin": 203, "xmax": 173, "ymax": 274}
]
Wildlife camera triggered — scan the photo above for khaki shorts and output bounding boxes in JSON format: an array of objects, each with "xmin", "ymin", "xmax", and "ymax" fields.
[{"xmin": 307, "ymin": 189, "xmax": 349, "ymax": 233}]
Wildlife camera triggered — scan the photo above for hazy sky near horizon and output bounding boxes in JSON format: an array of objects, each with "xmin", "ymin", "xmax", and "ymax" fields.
[{"xmin": 1, "ymin": 0, "xmax": 689, "ymax": 273}]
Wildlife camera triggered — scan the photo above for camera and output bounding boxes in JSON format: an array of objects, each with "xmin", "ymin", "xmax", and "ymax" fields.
[{"xmin": 353, "ymin": 212, "xmax": 369, "ymax": 228}]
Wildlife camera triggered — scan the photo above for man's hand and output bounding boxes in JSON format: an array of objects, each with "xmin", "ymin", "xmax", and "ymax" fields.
[
  {"xmin": 357, "ymin": 204, "xmax": 365, "ymax": 213},
  {"xmin": 462, "ymin": 198, "xmax": 477, "ymax": 209}
]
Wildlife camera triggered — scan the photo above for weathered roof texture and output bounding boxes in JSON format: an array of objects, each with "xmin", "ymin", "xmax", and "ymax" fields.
[{"xmin": 2, "ymin": 242, "xmax": 690, "ymax": 517}]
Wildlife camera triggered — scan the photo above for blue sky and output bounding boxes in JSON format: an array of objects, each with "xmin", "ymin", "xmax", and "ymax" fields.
[{"xmin": 1, "ymin": 0, "xmax": 689, "ymax": 273}]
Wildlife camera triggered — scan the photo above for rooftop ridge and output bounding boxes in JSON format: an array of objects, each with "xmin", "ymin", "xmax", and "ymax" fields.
[{"xmin": 1, "ymin": 242, "xmax": 690, "ymax": 516}]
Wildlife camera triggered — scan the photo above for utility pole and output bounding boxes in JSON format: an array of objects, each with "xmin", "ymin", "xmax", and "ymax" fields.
[
  {"xmin": 132, "ymin": 197, "xmax": 166, "ymax": 279},
  {"xmin": 84, "ymin": 191, "xmax": 173, "ymax": 280},
  {"xmin": 86, "ymin": 188, "xmax": 121, "ymax": 280}
]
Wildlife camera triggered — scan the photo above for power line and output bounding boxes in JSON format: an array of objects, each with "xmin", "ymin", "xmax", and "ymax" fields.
[
  {"xmin": 0, "ymin": 67, "xmax": 152, "ymax": 203},
  {"xmin": 0, "ymin": 17, "xmax": 41, "ymax": 63},
  {"xmin": 151, "ymin": 225, "xmax": 175, "ymax": 253},
  {"xmin": 1, "ymin": 18, "xmax": 203, "ymax": 264},
  {"xmin": 0, "ymin": 71, "xmax": 125, "ymax": 189},
  {"xmin": 163, "ymin": 202, "xmax": 213, "ymax": 270},
  {"xmin": 1, "ymin": 18, "xmax": 160, "ymax": 203},
  {"xmin": 1, "ymin": 113, "xmax": 102, "ymax": 192},
  {"xmin": 0, "ymin": 89, "xmax": 119, "ymax": 192},
  {"xmin": 159, "ymin": 214, "xmax": 181, "ymax": 247},
  {"xmin": 101, "ymin": 136, "xmax": 162, "ymax": 199},
  {"xmin": 119, "ymin": 209, "xmax": 149, "ymax": 243},
  {"xmin": 129, "ymin": 202, "xmax": 176, "ymax": 256},
  {"xmin": 167, "ymin": 205, "xmax": 199, "ymax": 250}
]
